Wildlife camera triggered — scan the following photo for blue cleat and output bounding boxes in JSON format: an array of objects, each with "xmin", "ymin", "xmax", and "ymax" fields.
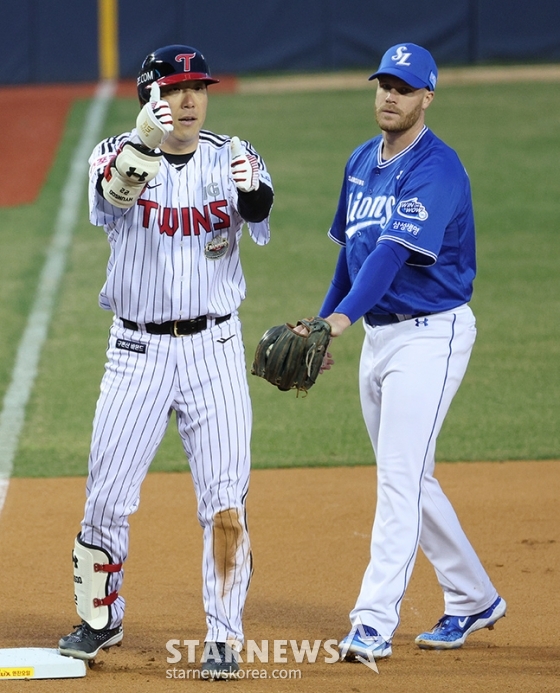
[
  {"xmin": 415, "ymin": 596, "xmax": 507, "ymax": 649},
  {"xmin": 339, "ymin": 624, "xmax": 392, "ymax": 661}
]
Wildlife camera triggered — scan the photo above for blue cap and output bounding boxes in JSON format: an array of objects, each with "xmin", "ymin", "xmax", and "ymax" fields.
[{"xmin": 369, "ymin": 43, "xmax": 438, "ymax": 91}]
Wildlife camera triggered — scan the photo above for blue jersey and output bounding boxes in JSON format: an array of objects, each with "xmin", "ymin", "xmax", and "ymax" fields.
[{"xmin": 328, "ymin": 126, "xmax": 476, "ymax": 315}]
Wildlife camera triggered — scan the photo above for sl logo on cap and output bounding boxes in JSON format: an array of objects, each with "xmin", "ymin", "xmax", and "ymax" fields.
[{"xmin": 392, "ymin": 46, "xmax": 412, "ymax": 66}]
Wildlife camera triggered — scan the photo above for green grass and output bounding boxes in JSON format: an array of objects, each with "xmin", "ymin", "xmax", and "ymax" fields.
[{"xmin": 2, "ymin": 82, "xmax": 559, "ymax": 477}]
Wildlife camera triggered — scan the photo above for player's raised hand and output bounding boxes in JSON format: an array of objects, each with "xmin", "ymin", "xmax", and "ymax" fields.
[
  {"xmin": 135, "ymin": 82, "xmax": 174, "ymax": 150},
  {"xmin": 231, "ymin": 136, "xmax": 260, "ymax": 192}
]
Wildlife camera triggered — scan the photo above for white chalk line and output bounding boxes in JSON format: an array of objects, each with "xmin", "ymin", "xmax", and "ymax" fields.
[{"xmin": 0, "ymin": 80, "xmax": 115, "ymax": 515}]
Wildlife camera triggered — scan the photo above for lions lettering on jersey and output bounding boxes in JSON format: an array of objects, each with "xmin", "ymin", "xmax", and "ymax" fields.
[{"xmin": 346, "ymin": 193, "xmax": 396, "ymax": 238}]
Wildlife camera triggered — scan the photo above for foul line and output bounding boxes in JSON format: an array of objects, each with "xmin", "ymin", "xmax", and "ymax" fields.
[{"xmin": 0, "ymin": 80, "xmax": 115, "ymax": 514}]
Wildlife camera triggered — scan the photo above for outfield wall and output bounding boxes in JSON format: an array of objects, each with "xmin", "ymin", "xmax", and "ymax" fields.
[{"xmin": 1, "ymin": 0, "xmax": 559, "ymax": 85}]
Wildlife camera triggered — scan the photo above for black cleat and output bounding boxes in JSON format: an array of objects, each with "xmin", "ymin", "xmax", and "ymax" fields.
[
  {"xmin": 58, "ymin": 621, "xmax": 123, "ymax": 661},
  {"xmin": 201, "ymin": 641, "xmax": 240, "ymax": 680}
]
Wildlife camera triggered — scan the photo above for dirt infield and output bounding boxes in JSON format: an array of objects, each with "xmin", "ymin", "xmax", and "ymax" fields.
[
  {"xmin": 0, "ymin": 461, "xmax": 558, "ymax": 691},
  {"xmin": 0, "ymin": 85, "xmax": 95, "ymax": 207}
]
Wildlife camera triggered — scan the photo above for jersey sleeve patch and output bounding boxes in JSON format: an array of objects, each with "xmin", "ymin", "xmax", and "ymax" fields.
[
  {"xmin": 396, "ymin": 197, "xmax": 429, "ymax": 221},
  {"xmin": 389, "ymin": 219, "xmax": 422, "ymax": 237},
  {"xmin": 389, "ymin": 196, "xmax": 429, "ymax": 239}
]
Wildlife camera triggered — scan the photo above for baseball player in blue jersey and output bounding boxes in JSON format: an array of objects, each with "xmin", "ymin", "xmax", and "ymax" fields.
[
  {"xmin": 311, "ymin": 43, "xmax": 506, "ymax": 660},
  {"xmin": 57, "ymin": 44, "xmax": 273, "ymax": 679}
]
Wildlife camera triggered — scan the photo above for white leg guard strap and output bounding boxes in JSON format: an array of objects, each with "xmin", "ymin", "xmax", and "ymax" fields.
[{"xmin": 73, "ymin": 534, "xmax": 122, "ymax": 631}]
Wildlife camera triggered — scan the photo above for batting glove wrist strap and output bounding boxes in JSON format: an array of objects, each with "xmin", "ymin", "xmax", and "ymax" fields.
[{"xmin": 101, "ymin": 142, "xmax": 162, "ymax": 208}]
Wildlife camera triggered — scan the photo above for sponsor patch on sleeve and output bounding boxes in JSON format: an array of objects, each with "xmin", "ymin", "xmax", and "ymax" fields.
[
  {"xmin": 390, "ymin": 220, "xmax": 422, "ymax": 236},
  {"xmin": 396, "ymin": 197, "xmax": 429, "ymax": 221},
  {"xmin": 116, "ymin": 338, "xmax": 147, "ymax": 354},
  {"xmin": 89, "ymin": 153, "xmax": 114, "ymax": 177}
]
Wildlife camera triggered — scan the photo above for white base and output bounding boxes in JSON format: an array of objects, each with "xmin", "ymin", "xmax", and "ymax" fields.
[{"xmin": 0, "ymin": 648, "xmax": 86, "ymax": 679}]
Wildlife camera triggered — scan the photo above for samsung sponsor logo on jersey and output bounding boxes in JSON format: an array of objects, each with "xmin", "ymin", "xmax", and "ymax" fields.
[
  {"xmin": 116, "ymin": 339, "xmax": 147, "ymax": 354},
  {"xmin": 396, "ymin": 197, "xmax": 428, "ymax": 221},
  {"xmin": 348, "ymin": 175, "xmax": 365, "ymax": 186},
  {"xmin": 345, "ymin": 192, "xmax": 396, "ymax": 237},
  {"xmin": 391, "ymin": 220, "xmax": 421, "ymax": 236}
]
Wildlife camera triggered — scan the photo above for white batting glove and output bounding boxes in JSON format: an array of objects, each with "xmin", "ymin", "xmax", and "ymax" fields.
[
  {"xmin": 101, "ymin": 142, "xmax": 162, "ymax": 208},
  {"xmin": 135, "ymin": 82, "xmax": 174, "ymax": 150},
  {"xmin": 231, "ymin": 136, "xmax": 260, "ymax": 192}
]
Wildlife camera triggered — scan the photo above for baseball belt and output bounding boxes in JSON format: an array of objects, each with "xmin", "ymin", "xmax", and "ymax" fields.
[
  {"xmin": 364, "ymin": 312, "xmax": 433, "ymax": 327},
  {"xmin": 121, "ymin": 314, "xmax": 231, "ymax": 337}
]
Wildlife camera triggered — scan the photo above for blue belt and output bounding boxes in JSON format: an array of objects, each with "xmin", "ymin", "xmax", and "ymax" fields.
[{"xmin": 364, "ymin": 312, "xmax": 432, "ymax": 327}]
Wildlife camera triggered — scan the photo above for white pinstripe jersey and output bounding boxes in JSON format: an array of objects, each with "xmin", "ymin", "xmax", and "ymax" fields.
[{"xmin": 88, "ymin": 130, "xmax": 272, "ymax": 324}]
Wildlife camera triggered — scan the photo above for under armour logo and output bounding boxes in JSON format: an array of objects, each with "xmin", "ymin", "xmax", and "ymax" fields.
[
  {"xmin": 72, "ymin": 551, "xmax": 78, "ymax": 569},
  {"xmin": 175, "ymin": 52, "xmax": 196, "ymax": 72},
  {"xmin": 125, "ymin": 166, "xmax": 149, "ymax": 182},
  {"xmin": 415, "ymin": 317, "xmax": 429, "ymax": 327},
  {"xmin": 392, "ymin": 46, "xmax": 412, "ymax": 66}
]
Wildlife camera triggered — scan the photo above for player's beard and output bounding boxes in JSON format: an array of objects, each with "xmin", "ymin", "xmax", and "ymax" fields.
[{"xmin": 375, "ymin": 101, "xmax": 424, "ymax": 133}]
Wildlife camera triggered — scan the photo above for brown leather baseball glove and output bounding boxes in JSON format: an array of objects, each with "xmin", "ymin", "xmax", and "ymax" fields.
[{"xmin": 251, "ymin": 317, "xmax": 331, "ymax": 394}]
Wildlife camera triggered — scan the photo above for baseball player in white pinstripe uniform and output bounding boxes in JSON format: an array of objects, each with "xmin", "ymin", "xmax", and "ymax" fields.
[{"xmin": 58, "ymin": 45, "xmax": 273, "ymax": 679}]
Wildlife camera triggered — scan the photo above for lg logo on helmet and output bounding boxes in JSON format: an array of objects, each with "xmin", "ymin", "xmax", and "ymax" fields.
[
  {"xmin": 175, "ymin": 53, "xmax": 197, "ymax": 72},
  {"xmin": 392, "ymin": 46, "xmax": 412, "ymax": 66}
]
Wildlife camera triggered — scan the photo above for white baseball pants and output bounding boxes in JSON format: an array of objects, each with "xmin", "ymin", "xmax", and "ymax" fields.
[
  {"xmin": 350, "ymin": 304, "xmax": 498, "ymax": 641},
  {"xmin": 80, "ymin": 314, "xmax": 252, "ymax": 646}
]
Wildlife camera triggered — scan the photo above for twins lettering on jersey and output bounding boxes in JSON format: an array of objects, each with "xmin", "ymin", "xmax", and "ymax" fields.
[
  {"xmin": 346, "ymin": 190, "xmax": 428, "ymax": 239},
  {"xmin": 137, "ymin": 198, "xmax": 230, "ymax": 237}
]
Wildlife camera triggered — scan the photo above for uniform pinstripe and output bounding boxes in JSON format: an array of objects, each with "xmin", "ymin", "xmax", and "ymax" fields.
[
  {"xmin": 89, "ymin": 131, "xmax": 270, "ymax": 323},
  {"xmin": 79, "ymin": 128, "xmax": 272, "ymax": 646}
]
